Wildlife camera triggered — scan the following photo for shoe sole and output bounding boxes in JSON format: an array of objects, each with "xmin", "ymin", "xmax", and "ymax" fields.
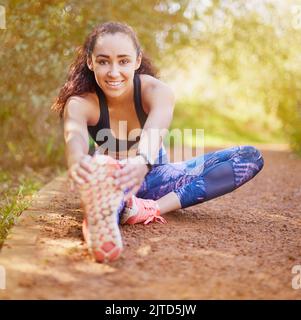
[{"xmin": 79, "ymin": 155, "xmax": 124, "ymax": 263}]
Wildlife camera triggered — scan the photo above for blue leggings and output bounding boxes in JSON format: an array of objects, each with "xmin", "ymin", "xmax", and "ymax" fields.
[{"xmin": 118, "ymin": 145, "xmax": 264, "ymax": 219}]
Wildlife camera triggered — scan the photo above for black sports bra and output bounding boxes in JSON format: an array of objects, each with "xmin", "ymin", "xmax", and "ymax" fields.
[{"xmin": 87, "ymin": 73, "xmax": 148, "ymax": 153}]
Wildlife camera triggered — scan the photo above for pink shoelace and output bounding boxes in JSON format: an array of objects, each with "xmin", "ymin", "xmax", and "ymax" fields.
[{"xmin": 134, "ymin": 198, "xmax": 167, "ymax": 225}]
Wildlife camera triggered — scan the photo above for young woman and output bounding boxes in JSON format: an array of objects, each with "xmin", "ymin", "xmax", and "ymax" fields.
[{"xmin": 52, "ymin": 21, "xmax": 264, "ymax": 263}]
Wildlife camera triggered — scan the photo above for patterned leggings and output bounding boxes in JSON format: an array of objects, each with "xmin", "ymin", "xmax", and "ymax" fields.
[{"xmin": 118, "ymin": 145, "xmax": 264, "ymax": 220}]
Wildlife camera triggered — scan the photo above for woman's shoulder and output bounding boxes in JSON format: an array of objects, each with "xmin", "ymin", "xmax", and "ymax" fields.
[
  {"xmin": 139, "ymin": 74, "xmax": 175, "ymax": 111},
  {"xmin": 139, "ymin": 74, "xmax": 169, "ymax": 91},
  {"xmin": 64, "ymin": 92, "xmax": 98, "ymax": 123}
]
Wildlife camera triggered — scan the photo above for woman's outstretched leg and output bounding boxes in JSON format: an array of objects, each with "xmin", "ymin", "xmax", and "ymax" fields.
[{"xmin": 78, "ymin": 155, "xmax": 124, "ymax": 263}]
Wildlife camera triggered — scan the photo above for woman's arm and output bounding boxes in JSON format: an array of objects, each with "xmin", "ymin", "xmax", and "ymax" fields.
[
  {"xmin": 115, "ymin": 81, "xmax": 175, "ymax": 200},
  {"xmin": 63, "ymin": 97, "xmax": 90, "ymax": 168},
  {"xmin": 137, "ymin": 81, "xmax": 175, "ymax": 163},
  {"xmin": 63, "ymin": 97, "xmax": 95, "ymax": 186}
]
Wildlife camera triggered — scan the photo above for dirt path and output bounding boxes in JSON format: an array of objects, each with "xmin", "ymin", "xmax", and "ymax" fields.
[{"xmin": 1, "ymin": 146, "xmax": 301, "ymax": 299}]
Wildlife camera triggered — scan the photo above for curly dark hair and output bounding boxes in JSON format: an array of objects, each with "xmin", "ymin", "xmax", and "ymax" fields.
[{"xmin": 51, "ymin": 21, "xmax": 158, "ymax": 117}]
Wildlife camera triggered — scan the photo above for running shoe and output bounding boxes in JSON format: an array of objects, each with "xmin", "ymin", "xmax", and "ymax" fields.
[
  {"xmin": 78, "ymin": 155, "xmax": 124, "ymax": 263},
  {"xmin": 120, "ymin": 195, "xmax": 167, "ymax": 225}
]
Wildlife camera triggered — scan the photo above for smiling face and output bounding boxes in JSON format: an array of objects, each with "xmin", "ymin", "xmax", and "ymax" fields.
[{"xmin": 87, "ymin": 32, "xmax": 142, "ymax": 101}]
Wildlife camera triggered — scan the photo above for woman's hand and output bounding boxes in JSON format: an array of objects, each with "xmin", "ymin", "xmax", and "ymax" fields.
[
  {"xmin": 115, "ymin": 156, "xmax": 149, "ymax": 201},
  {"xmin": 68, "ymin": 154, "xmax": 94, "ymax": 190}
]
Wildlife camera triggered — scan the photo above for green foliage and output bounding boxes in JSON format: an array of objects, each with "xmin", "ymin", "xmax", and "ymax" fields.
[
  {"xmin": 0, "ymin": 170, "xmax": 42, "ymax": 246},
  {"xmin": 160, "ymin": 0, "xmax": 301, "ymax": 151}
]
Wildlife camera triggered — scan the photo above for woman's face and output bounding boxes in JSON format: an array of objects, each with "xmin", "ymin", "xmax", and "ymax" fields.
[{"xmin": 87, "ymin": 32, "xmax": 142, "ymax": 100}]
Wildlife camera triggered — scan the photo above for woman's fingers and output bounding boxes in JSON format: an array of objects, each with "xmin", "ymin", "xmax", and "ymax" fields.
[
  {"xmin": 79, "ymin": 156, "xmax": 94, "ymax": 173},
  {"xmin": 115, "ymin": 164, "xmax": 146, "ymax": 196},
  {"xmin": 120, "ymin": 176, "xmax": 138, "ymax": 191},
  {"xmin": 76, "ymin": 166, "xmax": 91, "ymax": 182},
  {"xmin": 116, "ymin": 165, "xmax": 134, "ymax": 178},
  {"xmin": 69, "ymin": 157, "xmax": 92, "ymax": 186},
  {"xmin": 121, "ymin": 173, "xmax": 143, "ymax": 191},
  {"xmin": 120, "ymin": 177, "xmax": 141, "ymax": 198},
  {"xmin": 116, "ymin": 166, "xmax": 135, "ymax": 183},
  {"xmin": 69, "ymin": 168, "xmax": 85, "ymax": 185},
  {"xmin": 116, "ymin": 162, "xmax": 144, "ymax": 177}
]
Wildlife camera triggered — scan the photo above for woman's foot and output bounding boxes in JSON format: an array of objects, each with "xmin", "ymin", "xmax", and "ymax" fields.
[
  {"xmin": 78, "ymin": 155, "xmax": 124, "ymax": 263},
  {"xmin": 120, "ymin": 195, "xmax": 167, "ymax": 225}
]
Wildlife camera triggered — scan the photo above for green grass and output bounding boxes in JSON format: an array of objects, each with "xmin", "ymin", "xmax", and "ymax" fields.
[{"xmin": 0, "ymin": 170, "xmax": 44, "ymax": 247}]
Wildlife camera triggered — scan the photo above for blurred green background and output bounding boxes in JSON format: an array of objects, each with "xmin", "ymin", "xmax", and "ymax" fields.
[{"xmin": 1, "ymin": 0, "xmax": 301, "ymax": 171}]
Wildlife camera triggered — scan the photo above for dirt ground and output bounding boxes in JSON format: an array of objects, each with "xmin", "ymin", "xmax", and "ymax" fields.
[{"xmin": 1, "ymin": 146, "xmax": 301, "ymax": 299}]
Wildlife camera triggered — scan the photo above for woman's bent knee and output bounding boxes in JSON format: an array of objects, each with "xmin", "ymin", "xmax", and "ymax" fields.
[{"xmin": 240, "ymin": 145, "xmax": 264, "ymax": 172}]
